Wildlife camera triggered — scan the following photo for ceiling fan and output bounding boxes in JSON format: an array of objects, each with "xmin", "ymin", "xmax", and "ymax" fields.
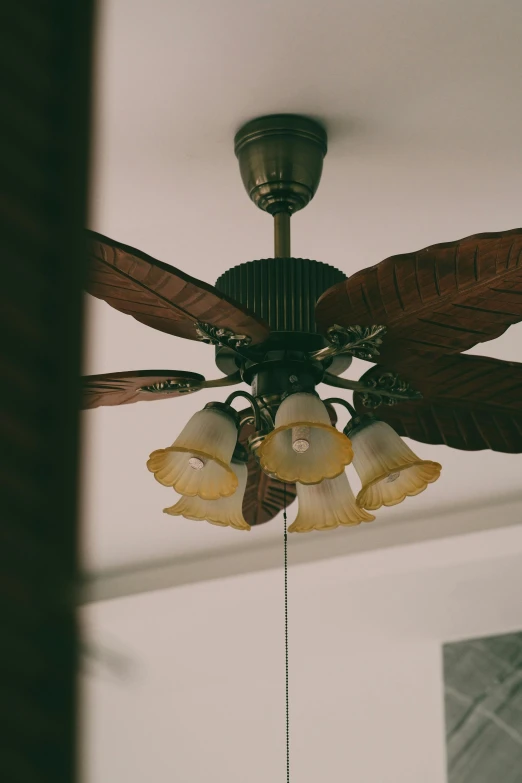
[{"xmin": 83, "ymin": 114, "xmax": 522, "ymax": 531}]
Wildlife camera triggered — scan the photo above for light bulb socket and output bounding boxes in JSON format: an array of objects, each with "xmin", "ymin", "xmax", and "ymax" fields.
[
  {"xmin": 280, "ymin": 387, "xmax": 320, "ymax": 403},
  {"xmin": 247, "ymin": 431, "xmax": 267, "ymax": 455},
  {"xmin": 203, "ymin": 401, "xmax": 240, "ymax": 428},
  {"xmin": 343, "ymin": 412, "xmax": 377, "ymax": 438}
]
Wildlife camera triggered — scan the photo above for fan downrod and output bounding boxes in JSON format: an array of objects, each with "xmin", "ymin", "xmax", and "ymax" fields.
[{"xmin": 234, "ymin": 114, "xmax": 328, "ymax": 257}]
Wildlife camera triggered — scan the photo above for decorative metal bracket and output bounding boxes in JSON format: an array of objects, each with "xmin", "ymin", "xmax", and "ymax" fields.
[
  {"xmin": 140, "ymin": 379, "xmax": 200, "ymax": 395},
  {"xmin": 310, "ymin": 324, "xmax": 386, "ymax": 363},
  {"xmin": 225, "ymin": 389, "xmax": 270, "ymax": 458},
  {"xmin": 195, "ymin": 322, "xmax": 253, "ymax": 351},
  {"xmin": 225, "ymin": 389, "xmax": 263, "ymax": 432},
  {"xmin": 322, "ymin": 370, "xmax": 422, "ymax": 407},
  {"xmin": 140, "ymin": 371, "xmax": 242, "ymax": 396},
  {"xmin": 356, "ymin": 371, "xmax": 422, "ymax": 408}
]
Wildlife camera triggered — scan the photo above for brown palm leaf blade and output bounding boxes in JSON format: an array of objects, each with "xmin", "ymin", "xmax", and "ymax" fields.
[
  {"xmin": 238, "ymin": 411, "xmax": 296, "ymax": 526},
  {"xmin": 86, "ymin": 231, "xmax": 270, "ymax": 344},
  {"xmin": 354, "ymin": 355, "xmax": 522, "ymax": 453},
  {"xmin": 316, "ymin": 229, "xmax": 522, "ymax": 371},
  {"xmin": 82, "ymin": 370, "xmax": 206, "ymax": 409}
]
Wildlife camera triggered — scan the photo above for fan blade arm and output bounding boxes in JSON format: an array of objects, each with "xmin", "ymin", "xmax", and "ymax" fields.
[
  {"xmin": 322, "ymin": 371, "xmax": 422, "ymax": 405},
  {"xmin": 200, "ymin": 371, "xmax": 242, "ymax": 389},
  {"xmin": 82, "ymin": 370, "xmax": 241, "ymax": 410}
]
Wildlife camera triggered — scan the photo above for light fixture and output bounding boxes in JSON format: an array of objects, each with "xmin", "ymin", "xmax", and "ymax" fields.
[
  {"xmin": 148, "ymin": 386, "xmax": 440, "ymax": 533},
  {"xmin": 256, "ymin": 391, "xmax": 354, "ymax": 484},
  {"xmin": 288, "ymin": 470, "xmax": 375, "ymax": 533},
  {"xmin": 345, "ymin": 413, "xmax": 442, "ymax": 510},
  {"xmin": 84, "ymin": 114, "xmax": 450, "ymax": 530},
  {"xmin": 147, "ymin": 402, "xmax": 240, "ymax": 500},
  {"xmin": 119, "ymin": 114, "xmax": 443, "ymax": 529},
  {"xmin": 163, "ymin": 446, "xmax": 251, "ymax": 531},
  {"xmin": 83, "ymin": 111, "xmax": 522, "ymax": 533}
]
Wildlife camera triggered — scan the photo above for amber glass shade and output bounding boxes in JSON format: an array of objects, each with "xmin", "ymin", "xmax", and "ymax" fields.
[
  {"xmin": 163, "ymin": 461, "xmax": 250, "ymax": 530},
  {"xmin": 351, "ymin": 419, "xmax": 441, "ymax": 510},
  {"xmin": 257, "ymin": 392, "xmax": 353, "ymax": 484},
  {"xmin": 288, "ymin": 472, "xmax": 375, "ymax": 533},
  {"xmin": 146, "ymin": 407, "xmax": 238, "ymax": 500}
]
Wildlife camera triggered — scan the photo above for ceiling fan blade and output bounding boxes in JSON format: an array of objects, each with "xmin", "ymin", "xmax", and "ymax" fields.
[
  {"xmin": 238, "ymin": 410, "xmax": 296, "ymax": 525},
  {"xmin": 82, "ymin": 369, "xmax": 228, "ymax": 410},
  {"xmin": 354, "ymin": 354, "xmax": 522, "ymax": 453},
  {"xmin": 316, "ymin": 229, "xmax": 522, "ymax": 371},
  {"xmin": 86, "ymin": 231, "xmax": 270, "ymax": 345}
]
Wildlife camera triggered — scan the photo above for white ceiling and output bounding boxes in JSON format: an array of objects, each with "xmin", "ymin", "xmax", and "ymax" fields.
[{"xmin": 82, "ymin": 0, "xmax": 522, "ymax": 575}]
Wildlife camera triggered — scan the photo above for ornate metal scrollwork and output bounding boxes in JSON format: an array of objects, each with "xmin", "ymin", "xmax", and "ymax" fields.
[
  {"xmin": 322, "ymin": 370, "xmax": 422, "ymax": 406},
  {"xmin": 358, "ymin": 372, "xmax": 422, "ymax": 408},
  {"xmin": 194, "ymin": 322, "xmax": 253, "ymax": 351},
  {"xmin": 310, "ymin": 324, "xmax": 387, "ymax": 363},
  {"xmin": 140, "ymin": 380, "xmax": 199, "ymax": 395}
]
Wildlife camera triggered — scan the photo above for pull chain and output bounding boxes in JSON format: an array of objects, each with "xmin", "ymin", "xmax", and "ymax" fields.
[{"xmin": 283, "ymin": 484, "xmax": 290, "ymax": 783}]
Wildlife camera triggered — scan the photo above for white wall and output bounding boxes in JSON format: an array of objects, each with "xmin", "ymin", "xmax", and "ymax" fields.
[{"xmin": 81, "ymin": 522, "xmax": 522, "ymax": 783}]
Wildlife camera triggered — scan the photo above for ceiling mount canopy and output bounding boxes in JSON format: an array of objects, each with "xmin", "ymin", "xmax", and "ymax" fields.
[
  {"xmin": 234, "ymin": 113, "xmax": 327, "ymax": 216},
  {"xmin": 83, "ymin": 112, "xmax": 522, "ymax": 529},
  {"xmin": 235, "ymin": 113, "xmax": 328, "ymax": 259}
]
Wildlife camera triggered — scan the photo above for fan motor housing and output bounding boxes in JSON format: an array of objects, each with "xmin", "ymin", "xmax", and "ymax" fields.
[
  {"xmin": 215, "ymin": 257, "xmax": 346, "ymax": 333},
  {"xmin": 214, "ymin": 256, "xmax": 349, "ymax": 378}
]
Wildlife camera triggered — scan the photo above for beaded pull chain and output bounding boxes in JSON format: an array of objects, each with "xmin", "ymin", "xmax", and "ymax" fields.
[{"xmin": 283, "ymin": 484, "xmax": 290, "ymax": 783}]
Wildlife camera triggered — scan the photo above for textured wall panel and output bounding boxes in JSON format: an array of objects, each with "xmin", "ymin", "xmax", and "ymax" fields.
[{"xmin": 444, "ymin": 631, "xmax": 522, "ymax": 783}]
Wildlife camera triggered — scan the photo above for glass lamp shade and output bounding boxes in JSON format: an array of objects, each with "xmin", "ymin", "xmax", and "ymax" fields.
[
  {"xmin": 257, "ymin": 393, "xmax": 353, "ymax": 484},
  {"xmin": 288, "ymin": 471, "xmax": 375, "ymax": 533},
  {"xmin": 163, "ymin": 461, "xmax": 250, "ymax": 531},
  {"xmin": 351, "ymin": 419, "xmax": 441, "ymax": 510},
  {"xmin": 146, "ymin": 406, "xmax": 238, "ymax": 500}
]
